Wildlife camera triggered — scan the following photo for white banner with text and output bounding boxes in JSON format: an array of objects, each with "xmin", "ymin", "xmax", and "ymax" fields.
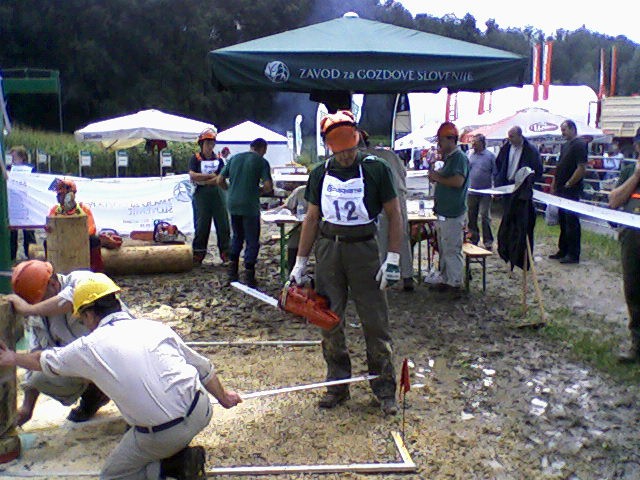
[{"xmin": 7, "ymin": 171, "xmax": 197, "ymax": 234}]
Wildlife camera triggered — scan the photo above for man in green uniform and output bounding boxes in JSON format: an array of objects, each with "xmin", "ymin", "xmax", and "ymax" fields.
[
  {"xmin": 609, "ymin": 134, "xmax": 640, "ymax": 363},
  {"xmin": 189, "ymin": 128, "xmax": 231, "ymax": 265},
  {"xmin": 218, "ymin": 138, "xmax": 272, "ymax": 287},
  {"xmin": 290, "ymin": 110, "xmax": 402, "ymax": 415},
  {"xmin": 426, "ymin": 122, "xmax": 470, "ymax": 291}
]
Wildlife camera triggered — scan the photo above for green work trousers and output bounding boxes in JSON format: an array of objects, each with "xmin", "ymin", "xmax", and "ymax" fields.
[
  {"xmin": 620, "ymin": 228, "xmax": 640, "ymax": 343},
  {"xmin": 192, "ymin": 186, "xmax": 230, "ymax": 257},
  {"xmin": 314, "ymin": 225, "xmax": 396, "ymax": 400}
]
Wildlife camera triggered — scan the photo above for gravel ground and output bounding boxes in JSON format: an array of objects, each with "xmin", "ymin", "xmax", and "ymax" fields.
[{"xmin": 2, "ymin": 223, "xmax": 640, "ymax": 479}]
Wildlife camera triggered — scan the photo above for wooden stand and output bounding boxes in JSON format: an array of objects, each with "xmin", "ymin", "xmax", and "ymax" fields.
[
  {"xmin": 102, "ymin": 244, "xmax": 193, "ymax": 275},
  {"xmin": 519, "ymin": 236, "xmax": 547, "ymax": 327},
  {"xmin": 0, "ymin": 298, "xmax": 20, "ymax": 464},
  {"xmin": 46, "ymin": 215, "xmax": 90, "ymax": 274}
]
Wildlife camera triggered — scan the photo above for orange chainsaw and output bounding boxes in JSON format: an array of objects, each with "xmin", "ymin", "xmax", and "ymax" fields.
[
  {"xmin": 130, "ymin": 220, "xmax": 186, "ymax": 244},
  {"xmin": 230, "ymin": 281, "xmax": 340, "ymax": 330}
]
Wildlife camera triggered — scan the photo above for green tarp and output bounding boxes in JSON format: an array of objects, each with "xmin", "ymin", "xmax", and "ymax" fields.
[{"xmin": 209, "ymin": 17, "xmax": 527, "ymax": 95}]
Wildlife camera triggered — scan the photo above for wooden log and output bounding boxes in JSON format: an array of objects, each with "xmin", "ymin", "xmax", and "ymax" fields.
[
  {"xmin": 46, "ymin": 215, "xmax": 90, "ymax": 274},
  {"xmin": 102, "ymin": 244, "xmax": 193, "ymax": 275},
  {"xmin": 0, "ymin": 298, "xmax": 20, "ymax": 464}
]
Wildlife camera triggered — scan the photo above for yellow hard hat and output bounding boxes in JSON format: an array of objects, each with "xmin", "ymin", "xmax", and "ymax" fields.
[{"xmin": 72, "ymin": 273, "xmax": 121, "ymax": 316}]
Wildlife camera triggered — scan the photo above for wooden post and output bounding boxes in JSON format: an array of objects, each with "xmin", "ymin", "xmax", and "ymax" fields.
[
  {"xmin": 522, "ymin": 242, "xmax": 528, "ymax": 316},
  {"xmin": 0, "ymin": 298, "xmax": 21, "ymax": 464},
  {"xmin": 46, "ymin": 215, "xmax": 90, "ymax": 274},
  {"xmin": 526, "ymin": 237, "xmax": 547, "ymax": 324}
]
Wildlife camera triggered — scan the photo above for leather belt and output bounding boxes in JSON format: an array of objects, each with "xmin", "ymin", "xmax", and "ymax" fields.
[
  {"xmin": 320, "ymin": 233, "xmax": 374, "ymax": 243},
  {"xmin": 135, "ymin": 390, "xmax": 201, "ymax": 434}
]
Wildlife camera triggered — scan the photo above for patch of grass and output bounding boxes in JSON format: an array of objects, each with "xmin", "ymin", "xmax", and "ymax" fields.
[
  {"xmin": 539, "ymin": 308, "xmax": 640, "ymax": 383},
  {"xmin": 533, "ymin": 216, "xmax": 620, "ymax": 264}
]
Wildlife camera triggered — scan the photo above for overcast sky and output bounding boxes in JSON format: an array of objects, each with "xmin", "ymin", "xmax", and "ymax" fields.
[{"xmin": 398, "ymin": 0, "xmax": 640, "ymax": 44}]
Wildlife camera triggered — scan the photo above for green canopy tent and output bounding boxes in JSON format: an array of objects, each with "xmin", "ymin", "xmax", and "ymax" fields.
[{"xmin": 209, "ymin": 15, "xmax": 527, "ymax": 108}]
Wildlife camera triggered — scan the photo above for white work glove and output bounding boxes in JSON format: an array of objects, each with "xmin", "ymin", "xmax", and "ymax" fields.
[
  {"xmin": 289, "ymin": 256, "xmax": 309, "ymax": 284},
  {"xmin": 376, "ymin": 252, "xmax": 401, "ymax": 290}
]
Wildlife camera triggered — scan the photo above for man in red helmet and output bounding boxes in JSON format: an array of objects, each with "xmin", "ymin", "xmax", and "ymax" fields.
[
  {"xmin": 425, "ymin": 122, "xmax": 470, "ymax": 291},
  {"xmin": 290, "ymin": 110, "xmax": 402, "ymax": 415},
  {"xmin": 6, "ymin": 260, "xmax": 109, "ymax": 425},
  {"xmin": 189, "ymin": 128, "xmax": 231, "ymax": 265},
  {"xmin": 48, "ymin": 179, "xmax": 103, "ymax": 272}
]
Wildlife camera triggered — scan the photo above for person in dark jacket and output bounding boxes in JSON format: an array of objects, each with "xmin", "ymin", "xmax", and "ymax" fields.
[{"xmin": 494, "ymin": 126, "xmax": 543, "ymax": 187}]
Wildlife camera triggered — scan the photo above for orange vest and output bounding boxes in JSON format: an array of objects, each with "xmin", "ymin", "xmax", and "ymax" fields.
[{"xmin": 48, "ymin": 202, "xmax": 97, "ymax": 236}]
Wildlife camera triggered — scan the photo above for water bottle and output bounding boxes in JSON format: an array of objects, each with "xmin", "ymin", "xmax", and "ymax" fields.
[
  {"xmin": 419, "ymin": 200, "xmax": 425, "ymax": 217},
  {"xmin": 296, "ymin": 203, "xmax": 305, "ymax": 220}
]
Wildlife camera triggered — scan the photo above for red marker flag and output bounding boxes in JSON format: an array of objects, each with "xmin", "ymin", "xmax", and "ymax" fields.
[{"xmin": 399, "ymin": 358, "xmax": 411, "ymax": 395}]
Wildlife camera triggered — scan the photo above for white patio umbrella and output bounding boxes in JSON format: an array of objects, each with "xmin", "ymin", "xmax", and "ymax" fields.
[
  {"xmin": 74, "ymin": 109, "xmax": 216, "ymax": 149},
  {"xmin": 74, "ymin": 109, "xmax": 216, "ymax": 176},
  {"xmin": 462, "ymin": 107, "xmax": 606, "ymax": 143}
]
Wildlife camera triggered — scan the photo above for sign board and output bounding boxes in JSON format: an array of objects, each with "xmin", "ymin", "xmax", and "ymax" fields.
[
  {"xmin": 37, "ymin": 150, "xmax": 48, "ymax": 164},
  {"xmin": 79, "ymin": 150, "xmax": 92, "ymax": 167},
  {"xmin": 116, "ymin": 150, "xmax": 129, "ymax": 167},
  {"xmin": 161, "ymin": 150, "xmax": 173, "ymax": 167}
]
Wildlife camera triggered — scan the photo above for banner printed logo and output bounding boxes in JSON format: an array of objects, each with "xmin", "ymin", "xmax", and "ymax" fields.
[
  {"xmin": 264, "ymin": 61, "xmax": 290, "ymax": 83},
  {"xmin": 174, "ymin": 180, "xmax": 194, "ymax": 202}
]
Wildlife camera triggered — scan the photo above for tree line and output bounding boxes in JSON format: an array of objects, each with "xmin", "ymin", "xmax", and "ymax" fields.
[{"xmin": 1, "ymin": 0, "xmax": 638, "ymax": 136}]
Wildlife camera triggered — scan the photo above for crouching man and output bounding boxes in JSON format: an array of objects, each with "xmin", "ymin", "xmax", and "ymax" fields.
[
  {"xmin": 0, "ymin": 273, "xmax": 242, "ymax": 479},
  {"xmin": 7, "ymin": 260, "xmax": 109, "ymax": 425}
]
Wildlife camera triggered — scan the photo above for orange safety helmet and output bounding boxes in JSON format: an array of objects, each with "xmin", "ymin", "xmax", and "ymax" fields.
[
  {"xmin": 436, "ymin": 122, "xmax": 459, "ymax": 139},
  {"xmin": 11, "ymin": 260, "xmax": 54, "ymax": 304},
  {"xmin": 320, "ymin": 110, "xmax": 359, "ymax": 154},
  {"xmin": 56, "ymin": 179, "xmax": 77, "ymax": 194},
  {"xmin": 197, "ymin": 128, "xmax": 217, "ymax": 144}
]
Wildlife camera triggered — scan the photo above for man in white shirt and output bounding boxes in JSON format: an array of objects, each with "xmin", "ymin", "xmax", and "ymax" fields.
[
  {"xmin": 494, "ymin": 126, "xmax": 543, "ymax": 188},
  {"xmin": 0, "ymin": 273, "xmax": 242, "ymax": 479}
]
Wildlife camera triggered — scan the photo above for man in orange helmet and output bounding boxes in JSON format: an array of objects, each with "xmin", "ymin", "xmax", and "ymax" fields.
[
  {"xmin": 426, "ymin": 122, "xmax": 470, "ymax": 291},
  {"xmin": 6, "ymin": 260, "xmax": 109, "ymax": 425},
  {"xmin": 290, "ymin": 110, "xmax": 402, "ymax": 415},
  {"xmin": 48, "ymin": 178, "xmax": 103, "ymax": 272},
  {"xmin": 189, "ymin": 128, "xmax": 231, "ymax": 265}
]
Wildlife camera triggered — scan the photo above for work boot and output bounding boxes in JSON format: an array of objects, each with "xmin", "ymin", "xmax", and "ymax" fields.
[
  {"xmin": 548, "ymin": 251, "xmax": 564, "ymax": 260},
  {"xmin": 618, "ymin": 338, "xmax": 640, "ymax": 364},
  {"xmin": 161, "ymin": 446, "xmax": 206, "ymax": 480},
  {"xmin": 193, "ymin": 253, "xmax": 205, "ymax": 266},
  {"xmin": 244, "ymin": 264, "xmax": 257, "ymax": 288},
  {"xmin": 67, "ymin": 383, "xmax": 110, "ymax": 422},
  {"xmin": 379, "ymin": 397, "xmax": 399, "ymax": 416},
  {"xmin": 227, "ymin": 260, "xmax": 239, "ymax": 284},
  {"xmin": 318, "ymin": 389, "xmax": 350, "ymax": 409}
]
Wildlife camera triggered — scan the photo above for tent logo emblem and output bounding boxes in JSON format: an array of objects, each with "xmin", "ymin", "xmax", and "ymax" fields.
[
  {"xmin": 529, "ymin": 122, "xmax": 558, "ymax": 133},
  {"xmin": 264, "ymin": 61, "xmax": 290, "ymax": 83}
]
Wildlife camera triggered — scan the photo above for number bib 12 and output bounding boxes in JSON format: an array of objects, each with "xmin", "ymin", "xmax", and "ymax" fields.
[{"xmin": 320, "ymin": 163, "xmax": 372, "ymax": 226}]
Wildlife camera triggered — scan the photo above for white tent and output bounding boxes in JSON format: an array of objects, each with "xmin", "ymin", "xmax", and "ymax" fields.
[
  {"xmin": 393, "ymin": 121, "xmax": 439, "ymax": 150},
  {"xmin": 216, "ymin": 121, "xmax": 292, "ymax": 168},
  {"xmin": 74, "ymin": 109, "xmax": 216, "ymax": 149}
]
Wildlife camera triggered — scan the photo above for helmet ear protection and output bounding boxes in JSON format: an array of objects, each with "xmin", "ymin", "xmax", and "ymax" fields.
[
  {"xmin": 320, "ymin": 110, "xmax": 359, "ymax": 154},
  {"xmin": 198, "ymin": 129, "xmax": 217, "ymax": 144},
  {"xmin": 11, "ymin": 260, "xmax": 54, "ymax": 304}
]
